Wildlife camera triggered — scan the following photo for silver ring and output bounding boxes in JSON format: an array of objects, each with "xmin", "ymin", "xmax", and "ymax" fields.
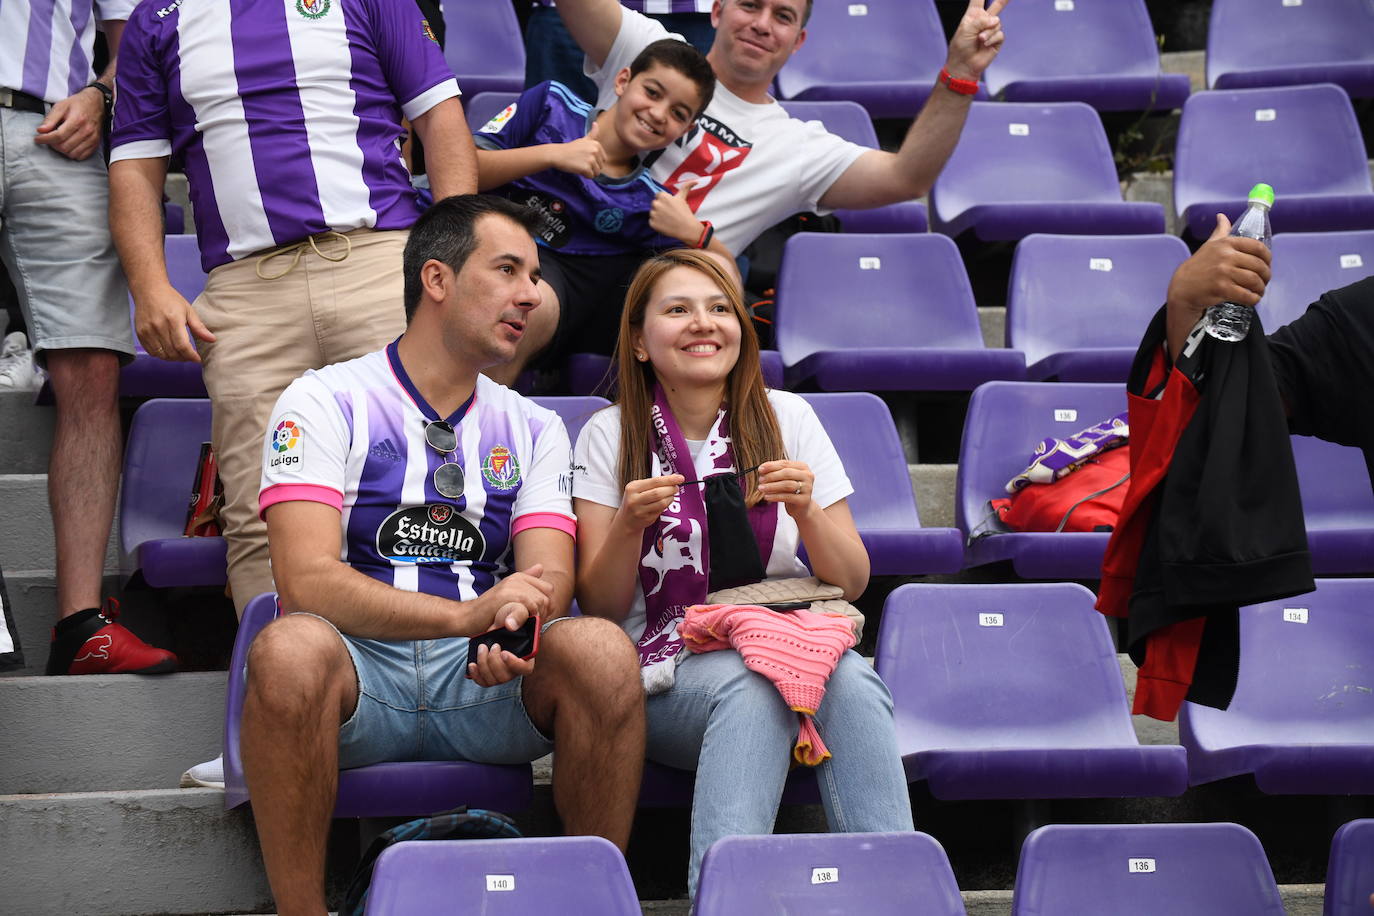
[{"xmin": 794, "ymin": 484, "xmax": 802, "ymax": 495}]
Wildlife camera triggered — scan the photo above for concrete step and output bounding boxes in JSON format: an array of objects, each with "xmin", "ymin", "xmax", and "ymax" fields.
[
  {"xmin": 0, "ymin": 391, "xmax": 55, "ymax": 473},
  {"xmin": 911, "ymin": 462, "xmax": 958, "ymax": 529},
  {"xmin": 0, "ymin": 474, "xmax": 121, "ymax": 574},
  {"xmin": 0, "ymin": 672, "xmax": 223, "ymax": 795}
]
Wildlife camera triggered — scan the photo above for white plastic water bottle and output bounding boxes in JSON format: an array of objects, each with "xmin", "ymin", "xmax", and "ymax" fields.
[{"xmin": 1203, "ymin": 183, "xmax": 1274, "ymax": 342}]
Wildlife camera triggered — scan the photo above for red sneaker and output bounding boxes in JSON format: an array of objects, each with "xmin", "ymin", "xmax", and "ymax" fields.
[{"xmin": 46, "ymin": 600, "xmax": 179, "ymax": 675}]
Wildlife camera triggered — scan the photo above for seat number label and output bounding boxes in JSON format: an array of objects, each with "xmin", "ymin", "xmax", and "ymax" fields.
[
  {"xmin": 979, "ymin": 613, "xmax": 1005, "ymax": 627},
  {"xmin": 1283, "ymin": 607, "xmax": 1309, "ymax": 624},
  {"xmin": 1055, "ymin": 0, "xmax": 1075, "ymax": 9},
  {"xmin": 1255, "ymin": 109, "xmax": 1277, "ymax": 121},
  {"xmin": 811, "ymin": 867, "xmax": 840, "ymax": 884},
  {"xmin": 859, "ymin": 257, "xmax": 882, "ymax": 270},
  {"xmin": 1089, "ymin": 258, "xmax": 1113, "ymax": 272},
  {"xmin": 848, "ymin": 4, "xmax": 868, "ymax": 14},
  {"xmin": 1129, "ymin": 858, "xmax": 1157, "ymax": 873},
  {"xmin": 1009, "ymin": 123, "xmax": 1030, "ymax": 136},
  {"xmin": 1341, "ymin": 254, "xmax": 1364, "ymax": 268},
  {"xmin": 1054, "ymin": 409, "xmax": 1078, "ymax": 422},
  {"xmin": 1282, "ymin": 0, "xmax": 1302, "ymax": 6},
  {"xmin": 485, "ymin": 875, "xmax": 516, "ymax": 892}
]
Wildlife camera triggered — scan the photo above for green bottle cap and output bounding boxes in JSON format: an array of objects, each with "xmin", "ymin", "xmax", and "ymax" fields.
[{"xmin": 1248, "ymin": 183, "xmax": 1274, "ymax": 207}]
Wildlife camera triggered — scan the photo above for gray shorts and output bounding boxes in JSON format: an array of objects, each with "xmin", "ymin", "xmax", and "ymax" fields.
[
  {"xmin": 0, "ymin": 108, "xmax": 135, "ymax": 363},
  {"xmin": 299, "ymin": 613, "xmax": 555, "ymax": 769}
]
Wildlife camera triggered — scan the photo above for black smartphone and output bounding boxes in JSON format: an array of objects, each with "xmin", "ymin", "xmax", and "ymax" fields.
[
  {"xmin": 466, "ymin": 615, "xmax": 541, "ymax": 668},
  {"xmin": 758, "ymin": 601, "xmax": 812, "ymax": 613}
]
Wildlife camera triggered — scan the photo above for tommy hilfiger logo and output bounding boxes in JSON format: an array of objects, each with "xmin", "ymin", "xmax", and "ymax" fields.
[{"xmin": 369, "ymin": 438, "xmax": 403, "ymax": 462}]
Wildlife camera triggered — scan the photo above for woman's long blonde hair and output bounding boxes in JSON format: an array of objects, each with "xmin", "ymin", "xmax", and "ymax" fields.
[{"xmin": 613, "ymin": 249, "xmax": 784, "ymax": 503}]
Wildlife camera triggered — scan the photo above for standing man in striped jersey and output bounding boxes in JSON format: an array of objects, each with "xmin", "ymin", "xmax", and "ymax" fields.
[
  {"xmin": 2, "ymin": 2, "xmax": 179, "ymax": 675},
  {"xmin": 108, "ymin": 0, "xmax": 477, "ymax": 623}
]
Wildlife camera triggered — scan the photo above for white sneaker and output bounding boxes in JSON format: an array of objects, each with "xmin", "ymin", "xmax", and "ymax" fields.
[
  {"xmin": 0, "ymin": 333, "xmax": 41, "ymax": 391},
  {"xmin": 0, "ymin": 331, "xmax": 26, "ymax": 361},
  {"xmin": 180, "ymin": 753, "xmax": 225, "ymax": 789}
]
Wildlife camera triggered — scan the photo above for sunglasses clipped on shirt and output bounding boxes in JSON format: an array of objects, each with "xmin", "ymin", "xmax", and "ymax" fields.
[{"xmin": 424, "ymin": 420, "xmax": 465, "ymax": 499}]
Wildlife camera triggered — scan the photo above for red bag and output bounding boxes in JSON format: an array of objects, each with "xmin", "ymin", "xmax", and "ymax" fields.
[
  {"xmin": 990, "ymin": 445, "xmax": 1131, "ymax": 533},
  {"xmin": 184, "ymin": 442, "xmax": 224, "ymax": 537}
]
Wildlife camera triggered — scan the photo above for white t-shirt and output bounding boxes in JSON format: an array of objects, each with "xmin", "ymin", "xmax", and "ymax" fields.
[
  {"xmin": 259, "ymin": 345, "xmax": 574, "ymax": 600},
  {"xmin": 572, "ymin": 389, "xmax": 852, "ymax": 641},
  {"xmin": 587, "ymin": 7, "xmax": 867, "ymax": 254}
]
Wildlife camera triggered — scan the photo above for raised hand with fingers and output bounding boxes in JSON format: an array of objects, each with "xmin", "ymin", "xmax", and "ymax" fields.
[
  {"xmin": 649, "ymin": 180, "xmax": 704, "ymax": 247},
  {"xmin": 757, "ymin": 459, "xmax": 818, "ymax": 519},
  {"xmin": 1164, "ymin": 212, "xmax": 1271, "ymax": 359},
  {"xmin": 946, "ymin": 0, "xmax": 1009, "ymax": 82},
  {"xmin": 616, "ymin": 474, "xmax": 686, "ymax": 533},
  {"xmin": 551, "ymin": 119, "xmax": 607, "ymax": 178}
]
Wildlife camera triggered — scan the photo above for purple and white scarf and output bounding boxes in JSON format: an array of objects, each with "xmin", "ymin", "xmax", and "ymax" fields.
[{"xmin": 636, "ymin": 384, "xmax": 777, "ymax": 693}]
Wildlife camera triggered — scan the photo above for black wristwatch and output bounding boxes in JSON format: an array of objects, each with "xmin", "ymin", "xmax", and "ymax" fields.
[{"xmin": 86, "ymin": 80, "xmax": 113, "ymax": 114}]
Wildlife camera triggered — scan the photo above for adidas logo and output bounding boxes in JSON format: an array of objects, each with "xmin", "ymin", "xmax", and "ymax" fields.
[{"xmin": 369, "ymin": 438, "xmax": 403, "ymax": 462}]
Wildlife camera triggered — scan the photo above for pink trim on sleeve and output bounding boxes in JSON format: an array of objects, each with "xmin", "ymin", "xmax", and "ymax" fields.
[
  {"xmin": 512, "ymin": 512, "xmax": 577, "ymax": 538},
  {"xmin": 259, "ymin": 483, "xmax": 344, "ymax": 520}
]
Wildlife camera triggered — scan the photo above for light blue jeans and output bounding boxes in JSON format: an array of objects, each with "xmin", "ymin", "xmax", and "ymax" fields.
[{"xmin": 646, "ymin": 649, "xmax": 914, "ymax": 896}]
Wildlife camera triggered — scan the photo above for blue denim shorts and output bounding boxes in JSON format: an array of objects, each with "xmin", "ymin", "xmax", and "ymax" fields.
[{"xmin": 306, "ymin": 615, "xmax": 555, "ymax": 770}]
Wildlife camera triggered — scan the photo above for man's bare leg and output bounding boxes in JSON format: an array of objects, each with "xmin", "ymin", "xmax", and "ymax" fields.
[
  {"xmin": 483, "ymin": 279, "xmax": 561, "ymax": 388},
  {"xmin": 241, "ymin": 615, "xmax": 359, "ymax": 916},
  {"xmin": 46, "ymin": 348, "xmax": 121, "ymax": 617},
  {"xmin": 522, "ymin": 616, "xmax": 645, "ymax": 850}
]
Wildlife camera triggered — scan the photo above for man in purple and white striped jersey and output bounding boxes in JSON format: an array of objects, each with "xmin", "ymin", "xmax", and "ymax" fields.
[
  {"xmin": 2, "ymin": 2, "xmax": 180, "ymax": 676},
  {"xmin": 108, "ymin": 0, "xmax": 477, "ymax": 622}
]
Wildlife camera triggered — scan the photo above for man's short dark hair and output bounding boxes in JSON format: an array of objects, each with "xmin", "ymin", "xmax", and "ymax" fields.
[
  {"xmin": 628, "ymin": 38, "xmax": 716, "ymax": 116},
  {"xmin": 402, "ymin": 194, "xmax": 542, "ymax": 322}
]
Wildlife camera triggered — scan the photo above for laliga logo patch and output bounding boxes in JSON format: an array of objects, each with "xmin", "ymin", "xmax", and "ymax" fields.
[
  {"xmin": 269, "ymin": 418, "xmax": 303, "ymax": 470},
  {"xmin": 481, "ymin": 445, "xmax": 521, "ymax": 490},
  {"xmin": 479, "ymin": 103, "xmax": 518, "ymax": 134},
  {"xmin": 296, "ymin": 0, "xmax": 330, "ymax": 18}
]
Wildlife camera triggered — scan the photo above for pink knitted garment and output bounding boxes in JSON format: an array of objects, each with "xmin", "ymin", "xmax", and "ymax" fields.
[{"xmin": 680, "ymin": 603, "xmax": 857, "ymax": 766}]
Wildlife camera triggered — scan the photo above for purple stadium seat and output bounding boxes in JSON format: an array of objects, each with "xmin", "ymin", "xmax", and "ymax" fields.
[
  {"xmin": 1011, "ymin": 823, "xmax": 1285, "ymax": 915},
  {"xmin": 1179, "ymin": 578, "xmax": 1374, "ymax": 794},
  {"xmin": 1008, "ymin": 234, "xmax": 1190, "ymax": 382},
  {"xmin": 119, "ymin": 399, "xmax": 227, "ymax": 588},
  {"xmin": 775, "ymin": 233, "xmax": 1026, "ymax": 391},
  {"xmin": 957, "ymin": 382, "xmax": 1125, "ymax": 577},
  {"xmin": 774, "ymin": 0, "xmax": 979, "ymax": 118},
  {"xmin": 224, "ymin": 593, "xmax": 533, "ymax": 816},
  {"xmin": 778, "ymin": 100, "xmax": 928, "ymax": 234},
  {"xmin": 464, "ymin": 91, "xmax": 520, "ymax": 133},
  {"xmin": 876, "ymin": 583, "xmax": 1189, "ymax": 800},
  {"xmin": 528, "ymin": 395, "xmax": 610, "ymax": 443},
  {"xmin": 692, "ymin": 832, "xmax": 966, "ymax": 916},
  {"xmin": 121, "ymin": 234, "xmax": 208, "ymax": 398},
  {"xmin": 1207, "ymin": 0, "xmax": 1374, "ymax": 97},
  {"xmin": 1292, "ymin": 436, "xmax": 1374, "ymax": 575},
  {"xmin": 1325, "ymin": 819, "xmax": 1374, "ymax": 916},
  {"xmin": 562, "ymin": 351, "xmax": 786, "ymax": 399},
  {"xmin": 985, "ymin": 0, "xmax": 1190, "ymax": 111},
  {"xmin": 363, "ymin": 837, "xmax": 639, "ymax": 916},
  {"xmin": 930, "ymin": 102, "xmax": 1166, "ymax": 241},
  {"xmin": 441, "ymin": 1, "xmax": 524, "ymax": 97},
  {"xmin": 800, "ymin": 392, "xmax": 963, "ymax": 575},
  {"xmin": 1262, "ymin": 230, "xmax": 1374, "ymax": 330},
  {"xmin": 1173, "ymin": 84, "xmax": 1374, "ymax": 240}
]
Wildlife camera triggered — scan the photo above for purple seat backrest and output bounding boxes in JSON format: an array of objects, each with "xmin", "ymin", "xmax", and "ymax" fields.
[
  {"xmin": 875, "ymin": 583, "xmax": 1139, "ymax": 749},
  {"xmin": 1007, "ymin": 233, "xmax": 1189, "ymax": 363},
  {"xmin": 1207, "ymin": 0, "xmax": 1374, "ymax": 89},
  {"xmin": 441, "ymin": 1, "xmax": 524, "ymax": 96},
  {"xmin": 931, "ymin": 101, "xmax": 1125, "ymax": 225},
  {"xmin": 119, "ymin": 398, "xmax": 212, "ymax": 556},
  {"xmin": 528, "ymin": 395, "xmax": 611, "ymax": 444},
  {"xmin": 777, "ymin": 99, "xmax": 880, "ymax": 147},
  {"xmin": 798, "ymin": 392, "xmax": 924, "ymax": 531},
  {"xmin": 165, "ymin": 235, "xmax": 207, "ymax": 302},
  {"xmin": 1326, "ymin": 819, "xmax": 1374, "ymax": 916},
  {"xmin": 692, "ymin": 832, "xmax": 966, "ymax": 916},
  {"xmin": 1012, "ymin": 823, "xmax": 1285, "ymax": 915},
  {"xmin": 1182, "ymin": 579, "xmax": 1374, "ymax": 743},
  {"xmin": 1291, "ymin": 436, "xmax": 1374, "ymax": 530},
  {"xmin": 465, "ymin": 92, "xmax": 520, "ymax": 134},
  {"xmin": 774, "ymin": 0, "xmax": 947, "ymax": 104},
  {"xmin": 363, "ymin": 837, "xmax": 640, "ymax": 916},
  {"xmin": 956, "ymin": 381, "xmax": 1127, "ymax": 536},
  {"xmin": 1174, "ymin": 84, "xmax": 1372, "ymax": 226},
  {"xmin": 775, "ymin": 233, "xmax": 982, "ymax": 365},
  {"xmin": 986, "ymin": 0, "xmax": 1167, "ymax": 91},
  {"xmin": 1263, "ymin": 231, "xmax": 1374, "ymax": 330}
]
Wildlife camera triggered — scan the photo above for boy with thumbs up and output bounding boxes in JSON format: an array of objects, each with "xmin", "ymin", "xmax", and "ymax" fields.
[{"xmin": 472, "ymin": 39, "xmax": 728, "ymax": 385}]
